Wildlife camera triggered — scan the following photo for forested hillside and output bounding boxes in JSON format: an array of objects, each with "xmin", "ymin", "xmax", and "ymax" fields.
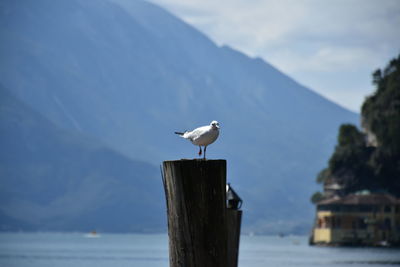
[{"xmin": 313, "ymin": 55, "xmax": 400, "ymax": 202}]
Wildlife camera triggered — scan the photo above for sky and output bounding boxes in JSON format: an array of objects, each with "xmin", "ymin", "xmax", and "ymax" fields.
[{"xmin": 149, "ymin": 0, "xmax": 400, "ymax": 112}]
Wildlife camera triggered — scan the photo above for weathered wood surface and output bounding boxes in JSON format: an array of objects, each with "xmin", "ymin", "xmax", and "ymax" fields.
[
  {"xmin": 227, "ymin": 209, "xmax": 242, "ymax": 267},
  {"xmin": 162, "ymin": 159, "xmax": 227, "ymax": 267}
]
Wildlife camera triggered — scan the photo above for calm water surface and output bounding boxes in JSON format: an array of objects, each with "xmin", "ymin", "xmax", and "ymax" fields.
[{"xmin": 0, "ymin": 232, "xmax": 399, "ymax": 267}]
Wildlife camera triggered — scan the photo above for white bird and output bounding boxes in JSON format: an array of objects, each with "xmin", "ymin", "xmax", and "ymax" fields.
[{"xmin": 175, "ymin": 120, "xmax": 220, "ymax": 159}]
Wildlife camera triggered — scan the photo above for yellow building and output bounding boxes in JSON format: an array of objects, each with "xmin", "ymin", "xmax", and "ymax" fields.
[{"xmin": 311, "ymin": 193, "xmax": 400, "ymax": 246}]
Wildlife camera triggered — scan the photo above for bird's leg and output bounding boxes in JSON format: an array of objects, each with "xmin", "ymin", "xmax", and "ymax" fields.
[
  {"xmin": 203, "ymin": 146, "xmax": 207, "ymax": 160},
  {"xmin": 198, "ymin": 146, "xmax": 202, "ymax": 156}
]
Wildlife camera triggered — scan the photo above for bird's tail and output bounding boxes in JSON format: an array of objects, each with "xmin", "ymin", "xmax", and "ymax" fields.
[{"xmin": 174, "ymin": 131, "xmax": 185, "ymax": 136}]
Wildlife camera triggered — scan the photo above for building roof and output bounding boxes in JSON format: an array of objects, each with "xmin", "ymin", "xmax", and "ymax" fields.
[
  {"xmin": 317, "ymin": 193, "xmax": 400, "ymax": 206},
  {"xmin": 324, "ymin": 183, "xmax": 343, "ymax": 190}
]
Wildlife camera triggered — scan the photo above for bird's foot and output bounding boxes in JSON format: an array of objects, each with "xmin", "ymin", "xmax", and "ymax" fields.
[{"xmin": 198, "ymin": 147, "xmax": 202, "ymax": 156}]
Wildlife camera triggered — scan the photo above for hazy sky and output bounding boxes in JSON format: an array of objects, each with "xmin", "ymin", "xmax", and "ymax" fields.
[{"xmin": 149, "ymin": 0, "xmax": 400, "ymax": 112}]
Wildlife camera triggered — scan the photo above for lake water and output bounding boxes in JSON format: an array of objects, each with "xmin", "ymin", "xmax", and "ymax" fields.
[{"xmin": 0, "ymin": 232, "xmax": 399, "ymax": 267}]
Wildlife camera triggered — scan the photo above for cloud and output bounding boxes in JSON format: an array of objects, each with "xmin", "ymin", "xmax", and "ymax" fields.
[
  {"xmin": 148, "ymin": 0, "xmax": 400, "ymax": 111},
  {"xmin": 274, "ymin": 46, "xmax": 380, "ymax": 73},
  {"xmin": 150, "ymin": 0, "xmax": 309, "ymax": 49}
]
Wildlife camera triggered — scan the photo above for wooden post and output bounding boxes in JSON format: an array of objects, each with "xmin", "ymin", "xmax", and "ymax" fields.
[
  {"xmin": 162, "ymin": 159, "xmax": 227, "ymax": 267},
  {"xmin": 227, "ymin": 209, "xmax": 242, "ymax": 267}
]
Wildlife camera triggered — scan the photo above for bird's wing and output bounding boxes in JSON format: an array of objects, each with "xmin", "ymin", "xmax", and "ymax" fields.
[{"xmin": 183, "ymin": 125, "xmax": 208, "ymax": 141}]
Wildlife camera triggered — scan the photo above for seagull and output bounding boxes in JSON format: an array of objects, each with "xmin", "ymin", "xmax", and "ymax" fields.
[{"xmin": 175, "ymin": 120, "xmax": 220, "ymax": 159}]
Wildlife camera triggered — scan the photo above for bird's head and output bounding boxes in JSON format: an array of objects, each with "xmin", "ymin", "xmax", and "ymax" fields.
[{"xmin": 210, "ymin": 120, "xmax": 220, "ymax": 129}]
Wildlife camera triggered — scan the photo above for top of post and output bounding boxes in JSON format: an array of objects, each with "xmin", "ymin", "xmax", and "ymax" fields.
[
  {"xmin": 163, "ymin": 159, "xmax": 227, "ymax": 168},
  {"xmin": 162, "ymin": 159, "xmax": 227, "ymax": 172},
  {"xmin": 163, "ymin": 159, "xmax": 226, "ymax": 163}
]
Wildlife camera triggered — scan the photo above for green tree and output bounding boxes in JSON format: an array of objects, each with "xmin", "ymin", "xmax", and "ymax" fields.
[{"xmin": 327, "ymin": 124, "xmax": 375, "ymax": 194}]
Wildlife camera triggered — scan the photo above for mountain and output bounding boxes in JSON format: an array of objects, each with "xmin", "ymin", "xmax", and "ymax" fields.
[
  {"xmin": 0, "ymin": 0, "xmax": 358, "ymax": 233},
  {"xmin": 0, "ymin": 85, "xmax": 164, "ymax": 232}
]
